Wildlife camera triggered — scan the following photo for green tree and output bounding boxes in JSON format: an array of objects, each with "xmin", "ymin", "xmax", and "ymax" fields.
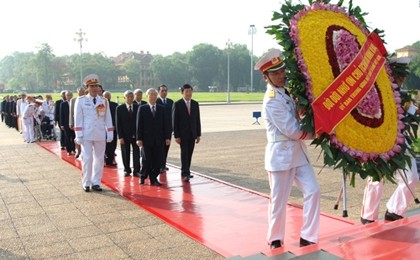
[
  {"xmin": 34, "ymin": 43, "xmax": 55, "ymax": 91},
  {"xmin": 187, "ymin": 44, "xmax": 223, "ymax": 91},
  {"xmin": 122, "ymin": 59, "xmax": 142, "ymax": 89},
  {"xmin": 151, "ymin": 52, "xmax": 190, "ymax": 91}
]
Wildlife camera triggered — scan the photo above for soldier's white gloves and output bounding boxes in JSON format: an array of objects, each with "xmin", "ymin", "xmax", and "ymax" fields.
[
  {"xmin": 74, "ymin": 137, "xmax": 83, "ymax": 145},
  {"xmin": 106, "ymin": 132, "xmax": 113, "ymax": 143}
]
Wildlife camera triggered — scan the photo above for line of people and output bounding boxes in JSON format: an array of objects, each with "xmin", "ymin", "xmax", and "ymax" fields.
[
  {"xmin": 1, "ymin": 93, "xmax": 56, "ymax": 143},
  {"xmin": 71, "ymin": 74, "xmax": 201, "ymax": 192}
]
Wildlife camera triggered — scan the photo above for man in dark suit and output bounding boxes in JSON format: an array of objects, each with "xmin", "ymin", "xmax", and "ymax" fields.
[
  {"xmin": 136, "ymin": 88, "xmax": 171, "ymax": 186},
  {"xmin": 55, "ymin": 90, "xmax": 67, "ymax": 149},
  {"xmin": 116, "ymin": 90, "xmax": 140, "ymax": 177},
  {"xmin": 103, "ymin": 91, "xmax": 118, "ymax": 166},
  {"xmin": 133, "ymin": 89, "xmax": 147, "ymax": 106},
  {"xmin": 60, "ymin": 91, "xmax": 75, "ymax": 155},
  {"xmin": 173, "ymin": 84, "xmax": 201, "ymax": 182},
  {"xmin": 156, "ymin": 84, "xmax": 174, "ymax": 173}
]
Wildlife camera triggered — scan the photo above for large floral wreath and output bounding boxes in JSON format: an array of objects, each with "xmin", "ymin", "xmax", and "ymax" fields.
[{"xmin": 266, "ymin": 0, "xmax": 418, "ymax": 185}]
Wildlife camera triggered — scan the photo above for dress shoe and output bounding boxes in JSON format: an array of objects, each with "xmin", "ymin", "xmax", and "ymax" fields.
[
  {"xmin": 189, "ymin": 175, "xmax": 194, "ymax": 178},
  {"xmin": 140, "ymin": 177, "xmax": 145, "ymax": 185},
  {"xmin": 133, "ymin": 172, "xmax": 140, "ymax": 177},
  {"xmin": 150, "ymin": 180, "xmax": 162, "ymax": 186},
  {"xmin": 384, "ymin": 210, "xmax": 403, "ymax": 221},
  {"xmin": 165, "ymin": 167, "xmax": 169, "ymax": 171},
  {"xmin": 183, "ymin": 176, "xmax": 190, "ymax": 182},
  {"xmin": 61, "ymin": 147, "xmax": 65, "ymax": 150},
  {"xmin": 124, "ymin": 172, "xmax": 131, "ymax": 177},
  {"xmin": 360, "ymin": 217, "xmax": 375, "ymax": 225},
  {"xmin": 92, "ymin": 185, "xmax": 103, "ymax": 191},
  {"xmin": 83, "ymin": 186, "xmax": 90, "ymax": 192},
  {"xmin": 270, "ymin": 240, "xmax": 282, "ymax": 250},
  {"xmin": 75, "ymin": 153, "xmax": 80, "ymax": 159},
  {"xmin": 299, "ymin": 237, "xmax": 315, "ymax": 247}
]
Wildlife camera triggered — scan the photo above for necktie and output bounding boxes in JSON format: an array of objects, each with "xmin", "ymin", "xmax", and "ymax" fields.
[
  {"xmin": 186, "ymin": 101, "xmax": 191, "ymax": 115},
  {"xmin": 163, "ymin": 98, "xmax": 166, "ymax": 105},
  {"xmin": 128, "ymin": 105, "xmax": 132, "ymax": 117},
  {"xmin": 93, "ymin": 97, "xmax": 96, "ymax": 105},
  {"xmin": 152, "ymin": 105, "xmax": 156, "ymax": 117},
  {"xmin": 284, "ymin": 88, "xmax": 290, "ymax": 97}
]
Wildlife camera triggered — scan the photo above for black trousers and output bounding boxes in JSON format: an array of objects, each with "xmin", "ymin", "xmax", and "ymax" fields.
[
  {"xmin": 180, "ymin": 136, "xmax": 195, "ymax": 177},
  {"xmin": 105, "ymin": 131, "xmax": 117, "ymax": 165},
  {"xmin": 142, "ymin": 144, "xmax": 163, "ymax": 182},
  {"xmin": 63, "ymin": 127, "xmax": 75, "ymax": 153},
  {"xmin": 161, "ymin": 143, "xmax": 170, "ymax": 170},
  {"xmin": 120, "ymin": 137, "xmax": 140, "ymax": 173},
  {"xmin": 59, "ymin": 127, "xmax": 66, "ymax": 148}
]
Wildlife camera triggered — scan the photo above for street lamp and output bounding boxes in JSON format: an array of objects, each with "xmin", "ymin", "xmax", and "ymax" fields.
[
  {"xmin": 74, "ymin": 29, "xmax": 87, "ymax": 86},
  {"xmin": 248, "ymin": 24, "xmax": 256, "ymax": 93},
  {"xmin": 226, "ymin": 39, "xmax": 233, "ymax": 104}
]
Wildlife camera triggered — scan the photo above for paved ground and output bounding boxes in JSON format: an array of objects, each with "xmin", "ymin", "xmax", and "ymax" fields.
[
  {"xmin": 1, "ymin": 102, "xmax": 420, "ymax": 259},
  {"xmin": 0, "ymin": 123, "xmax": 221, "ymax": 259}
]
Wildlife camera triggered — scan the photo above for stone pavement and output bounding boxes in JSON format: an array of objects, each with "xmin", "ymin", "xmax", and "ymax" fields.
[{"xmin": 0, "ymin": 123, "xmax": 221, "ymax": 259}]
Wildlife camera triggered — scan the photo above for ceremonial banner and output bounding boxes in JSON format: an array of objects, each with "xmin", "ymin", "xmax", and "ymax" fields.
[{"xmin": 312, "ymin": 32, "xmax": 387, "ymax": 135}]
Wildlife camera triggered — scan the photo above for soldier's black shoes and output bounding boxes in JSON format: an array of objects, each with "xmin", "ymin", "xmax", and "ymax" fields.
[
  {"xmin": 183, "ymin": 176, "xmax": 190, "ymax": 182},
  {"xmin": 83, "ymin": 186, "xmax": 90, "ymax": 192},
  {"xmin": 270, "ymin": 240, "xmax": 282, "ymax": 250},
  {"xmin": 361, "ymin": 217, "xmax": 375, "ymax": 225},
  {"xmin": 92, "ymin": 185, "xmax": 103, "ymax": 191},
  {"xmin": 385, "ymin": 210, "xmax": 403, "ymax": 221},
  {"xmin": 300, "ymin": 237, "xmax": 315, "ymax": 247},
  {"xmin": 150, "ymin": 180, "xmax": 162, "ymax": 186}
]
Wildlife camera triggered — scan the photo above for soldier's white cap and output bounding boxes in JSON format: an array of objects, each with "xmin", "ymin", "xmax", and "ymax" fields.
[
  {"xmin": 254, "ymin": 49, "xmax": 285, "ymax": 73},
  {"xmin": 83, "ymin": 74, "xmax": 100, "ymax": 87},
  {"xmin": 35, "ymin": 99, "xmax": 43, "ymax": 104}
]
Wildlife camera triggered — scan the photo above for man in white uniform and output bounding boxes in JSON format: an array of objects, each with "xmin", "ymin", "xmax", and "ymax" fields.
[
  {"xmin": 42, "ymin": 94, "xmax": 55, "ymax": 140},
  {"xmin": 360, "ymin": 58, "xmax": 419, "ymax": 224},
  {"xmin": 255, "ymin": 49, "xmax": 320, "ymax": 249},
  {"xmin": 16, "ymin": 92, "xmax": 27, "ymax": 134},
  {"xmin": 74, "ymin": 74, "xmax": 113, "ymax": 192},
  {"xmin": 23, "ymin": 96, "xmax": 43, "ymax": 143}
]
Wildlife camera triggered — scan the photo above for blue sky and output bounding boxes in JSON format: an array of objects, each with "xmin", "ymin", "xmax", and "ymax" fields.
[{"xmin": 0, "ymin": 0, "xmax": 418, "ymax": 59}]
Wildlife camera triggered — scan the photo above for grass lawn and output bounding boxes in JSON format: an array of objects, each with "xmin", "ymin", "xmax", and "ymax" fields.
[{"xmin": 3, "ymin": 92, "xmax": 264, "ymax": 104}]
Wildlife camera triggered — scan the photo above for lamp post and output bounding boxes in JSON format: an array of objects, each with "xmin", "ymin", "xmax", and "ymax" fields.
[
  {"xmin": 248, "ymin": 24, "xmax": 256, "ymax": 93},
  {"xmin": 226, "ymin": 39, "xmax": 233, "ymax": 104},
  {"xmin": 74, "ymin": 29, "xmax": 87, "ymax": 86}
]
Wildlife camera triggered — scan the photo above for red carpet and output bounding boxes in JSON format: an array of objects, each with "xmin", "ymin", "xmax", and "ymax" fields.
[{"xmin": 38, "ymin": 141, "xmax": 420, "ymax": 259}]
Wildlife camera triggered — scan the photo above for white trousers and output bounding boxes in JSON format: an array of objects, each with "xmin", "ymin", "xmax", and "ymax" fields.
[
  {"xmin": 23, "ymin": 122, "xmax": 34, "ymax": 142},
  {"xmin": 81, "ymin": 139, "xmax": 106, "ymax": 188},
  {"xmin": 267, "ymin": 163, "xmax": 320, "ymax": 244},
  {"xmin": 361, "ymin": 156, "xmax": 419, "ymax": 220}
]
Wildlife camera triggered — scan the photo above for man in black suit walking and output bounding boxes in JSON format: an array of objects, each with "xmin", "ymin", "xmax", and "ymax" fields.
[
  {"xmin": 104, "ymin": 91, "xmax": 118, "ymax": 166},
  {"xmin": 60, "ymin": 91, "xmax": 75, "ymax": 155},
  {"xmin": 156, "ymin": 84, "xmax": 174, "ymax": 173},
  {"xmin": 55, "ymin": 90, "xmax": 67, "ymax": 150},
  {"xmin": 173, "ymin": 84, "xmax": 201, "ymax": 182},
  {"xmin": 116, "ymin": 90, "xmax": 140, "ymax": 177},
  {"xmin": 136, "ymin": 88, "xmax": 171, "ymax": 186}
]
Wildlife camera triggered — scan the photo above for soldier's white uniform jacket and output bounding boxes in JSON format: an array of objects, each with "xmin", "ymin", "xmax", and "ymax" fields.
[
  {"xmin": 23, "ymin": 103, "xmax": 36, "ymax": 125},
  {"xmin": 41, "ymin": 100, "xmax": 55, "ymax": 121},
  {"xmin": 262, "ymin": 84, "xmax": 311, "ymax": 171},
  {"xmin": 74, "ymin": 94, "xmax": 113, "ymax": 141}
]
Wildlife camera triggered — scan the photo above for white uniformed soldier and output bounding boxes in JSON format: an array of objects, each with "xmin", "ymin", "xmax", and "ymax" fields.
[
  {"xmin": 255, "ymin": 49, "xmax": 320, "ymax": 249},
  {"xmin": 74, "ymin": 74, "xmax": 113, "ymax": 192},
  {"xmin": 361, "ymin": 58, "xmax": 419, "ymax": 224}
]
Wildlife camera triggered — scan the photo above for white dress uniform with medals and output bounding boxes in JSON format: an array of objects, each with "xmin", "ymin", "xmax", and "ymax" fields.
[
  {"xmin": 74, "ymin": 75, "xmax": 113, "ymax": 190},
  {"xmin": 256, "ymin": 49, "xmax": 320, "ymax": 247}
]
